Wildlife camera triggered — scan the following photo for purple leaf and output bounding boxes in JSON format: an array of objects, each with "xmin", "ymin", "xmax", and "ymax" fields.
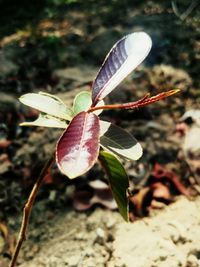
[
  {"xmin": 56, "ymin": 111, "xmax": 100, "ymax": 179},
  {"xmin": 92, "ymin": 32, "xmax": 152, "ymax": 106}
]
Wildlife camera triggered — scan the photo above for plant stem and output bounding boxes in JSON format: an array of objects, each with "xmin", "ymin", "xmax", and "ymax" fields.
[
  {"xmin": 88, "ymin": 89, "xmax": 180, "ymax": 113},
  {"xmin": 9, "ymin": 154, "xmax": 55, "ymax": 267}
]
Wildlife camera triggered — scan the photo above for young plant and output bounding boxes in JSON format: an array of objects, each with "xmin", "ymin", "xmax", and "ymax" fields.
[{"xmin": 10, "ymin": 32, "xmax": 179, "ymax": 267}]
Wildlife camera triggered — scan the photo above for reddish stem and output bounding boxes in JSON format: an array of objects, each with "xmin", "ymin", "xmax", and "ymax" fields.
[
  {"xmin": 88, "ymin": 89, "xmax": 180, "ymax": 113},
  {"xmin": 9, "ymin": 154, "xmax": 55, "ymax": 267}
]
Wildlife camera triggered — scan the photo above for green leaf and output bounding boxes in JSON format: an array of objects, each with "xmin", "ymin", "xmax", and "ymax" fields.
[
  {"xmin": 20, "ymin": 113, "xmax": 68, "ymax": 128},
  {"xmin": 100, "ymin": 120, "xmax": 143, "ymax": 160},
  {"xmin": 99, "ymin": 151, "xmax": 129, "ymax": 222},
  {"xmin": 73, "ymin": 91, "xmax": 104, "ymax": 116},
  {"xmin": 73, "ymin": 91, "xmax": 91, "ymax": 115},
  {"xmin": 19, "ymin": 92, "xmax": 73, "ymax": 121}
]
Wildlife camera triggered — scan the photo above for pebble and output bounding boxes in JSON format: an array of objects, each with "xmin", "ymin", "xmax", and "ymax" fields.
[
  {"xmin": 106, "ymin": 261, "xmax": 115, "ymax": 267},
  {"xmin": 186, "ymin": 254, "xmax": 199, "ymax": 267},
  {"xmin": 67, "ymin": 255, "xmax": 79, "ymax": 267},
  {"xmin": 74, "ymin": 232, "xmax": 86, "ymax": 240},
  {"xmin": 85, "ymin": 247, "xmax": 94, "ymax": 257},
  {"xmin": 105, "ymin": 217, "xmax": 116, "ymax": 229},
  {"xmin": 168, "ymin": 220, "xmax": 188, "ymax": 243},
  {"xmin": 95, "ymin": 227, "xmax": 105, "ymax": 244},
  {"xmin": 96, "ymin": 227, "xmax": 105, "ymax": 239}
]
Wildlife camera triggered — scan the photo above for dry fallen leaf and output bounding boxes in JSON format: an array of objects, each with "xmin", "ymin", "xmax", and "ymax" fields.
[
  {"xmin": 0, "ymin": 223, "xmax": 16, "ymax": 259},
  {"xmin": 73, "ymin": 180, "xmax": 117, "ymax": 211},
  {"xmin": 129, "ymin": 163, "xmax": 190, "ymax": 219}
]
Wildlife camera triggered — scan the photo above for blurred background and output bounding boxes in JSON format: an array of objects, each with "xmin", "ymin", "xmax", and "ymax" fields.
[{"xmin": 0, "ymin": 0, "xmax": 200, "ymax": 266}]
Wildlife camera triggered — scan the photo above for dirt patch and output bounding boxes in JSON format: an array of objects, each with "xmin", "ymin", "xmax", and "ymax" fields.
[
  {"xmin": 18, "ymin": 208, "xmax": 121, "ymax": 267},
  {"xmin": 113, "ymin": 196, "xmax": 200, "ymax": 267},
  {"xmin": 13, "ymin": 196, "xmax": 200, "ymax": 267}
]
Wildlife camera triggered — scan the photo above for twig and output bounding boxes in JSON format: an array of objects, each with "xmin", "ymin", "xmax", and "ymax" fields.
[
  {"xmin": 88, "ymin": 89, "xmax": 179, "ymax": 113},
  {"xmin": 172, "ymin": 0, "xmax": 199, "ymax": 20},
  {"xmin": 9, "ymin": 153, "xmax": 55, "ymax": 267}
]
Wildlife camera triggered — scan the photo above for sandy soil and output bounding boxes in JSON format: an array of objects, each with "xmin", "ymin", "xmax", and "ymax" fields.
[{"xmin": 14, "ymin": 196, "xmax": 200, "ymax": 267}]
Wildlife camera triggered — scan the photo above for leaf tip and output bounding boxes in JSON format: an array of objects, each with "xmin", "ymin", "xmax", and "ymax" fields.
[{"xmin": 134, "ymin": 143, "xmax": 143, "ymax": 160}]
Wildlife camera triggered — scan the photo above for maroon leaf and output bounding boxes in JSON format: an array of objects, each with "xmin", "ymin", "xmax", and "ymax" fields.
[
  {"xmin": 56, "ymin": 111, "xmax": 100, "ymax": 179},
  {"xmin": 91, "ymin": 32, "xmax": 152, "ymax": 106},
  {"xmin": 152, "ymin": 163, "xmax": 190, "ymax": 196}
]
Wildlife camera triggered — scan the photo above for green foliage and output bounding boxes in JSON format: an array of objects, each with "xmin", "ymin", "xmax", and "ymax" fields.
[
  {"xmin": 20, "ymin": 113, "xmax": 68, "ymax": 128},
  {"xmin": 100, "ymin": 120, "xmax": 142, "ymax": 161},
  {"xmin": 19, "ymin": 92, "xmax": 73, "ymax": 121},
  {"xmin": 19, "ymin": 90, "xmax": 140, "ymax": 219},
  {"xmin": 19, "ymin": 32, "xmax": 178, "ymax": 221},
  {"xmin": 72, "ymin": 91, "xmax": 104, "ymax": 116},
  {"xmin": 99, "ymin": 151, "xmax": 129, "ymax": 222}
]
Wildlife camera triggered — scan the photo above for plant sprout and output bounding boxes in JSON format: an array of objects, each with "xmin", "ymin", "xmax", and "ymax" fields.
[{"xmin": 10, "ymin": 32, "xmax": 179, "ymax": 267}]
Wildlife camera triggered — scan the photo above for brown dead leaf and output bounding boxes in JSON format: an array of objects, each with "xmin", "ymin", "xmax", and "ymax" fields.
[
  {"xmin": 0, "ymin": 223, "xmax": 16, "ymax": 258},
  {"xmin": 0, "ymin": 154, "xmax": 12, "ymax": 174},
  {"xmin": 152, "ymin": 163, "xmax": 190, "ymax": 196},
  {"xmin": 129, "ymin": 163, "xmax": 189, "ymax": 219},
  {"xmin": 151, "ymin": 182, "xmax": 172, "ymax": 202},
  {"xmin": 73, "ymin": 180, "xmax": 117, "ymax": 211},
  {"xmin": 129, "ymin": 187, "xmax": 150, "ymax": 217},
  {"xmin": 0, "ymin": 139, "xmax": 11, "ymax": 149}
]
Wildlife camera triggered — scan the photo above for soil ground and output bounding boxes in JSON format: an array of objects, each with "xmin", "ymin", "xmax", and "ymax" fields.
[{"xmin": 17, "ymin": 196, "xmax": 200, "ymax": 267}]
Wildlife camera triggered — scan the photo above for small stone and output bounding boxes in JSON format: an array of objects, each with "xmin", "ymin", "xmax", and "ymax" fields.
[
  {"xmin": 68, "ymin": 255, "xmax": 79, "ymax": 267},
  {"xmin": 85, "ymin": 247, "xmax": 94, "ymax": 257},
  {"xmin": 106, "ymin": 261, "xmax": 115, "ymax": 267},
  {"xmin": 96, "ymin": 228, "xmax": 105, "ymax": 239},
  {"xmin": 74, "ymin": 232, "xmax": 85, "ymax": 240},
  {"xmin": 83, "ymin": 258, "xmax": 96, "ymax": 267},
  {"xmin": 187, "ymin": 254, "xmax": 199, "ymax": 267},
  {"xmin": 95, "ymin": 227, "xmax": 105, "ymax": 244},
  {"xmin": 168, "ymin": 221, "xmax": 188, "ymax": 243},
  {"xmin": 105, "ymin": 218, "xmax": 116, "ymax": 229}
]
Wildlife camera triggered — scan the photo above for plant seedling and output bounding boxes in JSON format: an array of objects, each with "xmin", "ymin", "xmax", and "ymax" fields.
[{"xmin": 10, "ymin": 32, "xmax": 179, "ymax": 267}]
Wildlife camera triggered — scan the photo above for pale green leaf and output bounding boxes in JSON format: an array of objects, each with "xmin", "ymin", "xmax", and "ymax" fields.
[
  {"xmin": 73, "ymin": 91, "xmax": 104, "ymax": 116},
  {"xmin": 99, "ymin": 151, "xmax": 129, "ymax": 222},
  {"xmin": 100, "ymin": 120, "xmax": 143, "ymax": 161},
  {"xmin": 20, "ymin": 113, "xmax": 68, "ymax": 128},
  {"xmin": 19, "ymin": 92, "xmax": 73, "ymax": 121}
]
